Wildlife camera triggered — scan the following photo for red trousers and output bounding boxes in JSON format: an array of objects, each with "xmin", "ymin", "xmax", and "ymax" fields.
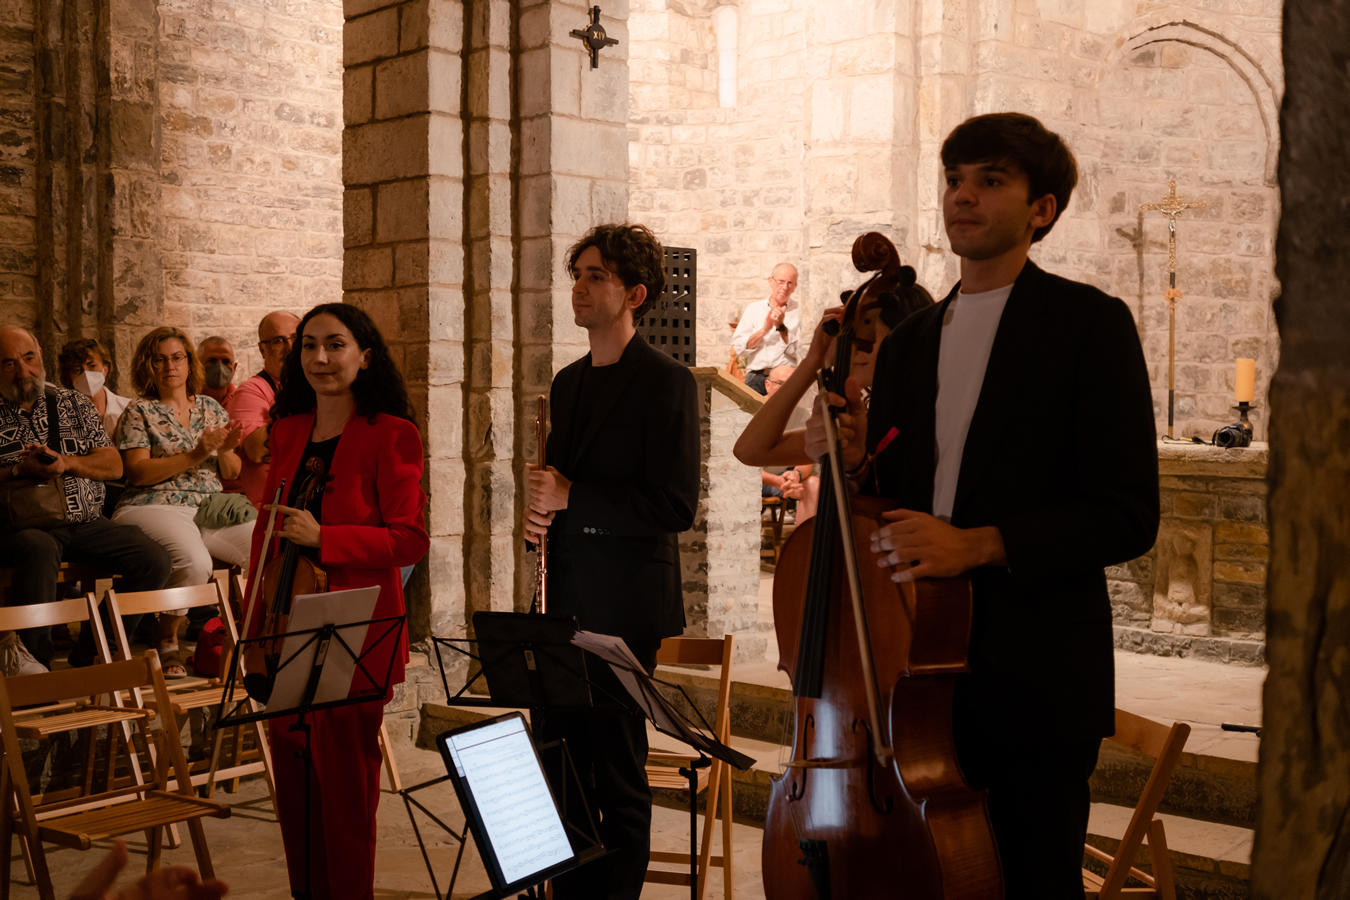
[{"xmin": 269, "ymin": 702, "xmax": 385, "ymax": 900}]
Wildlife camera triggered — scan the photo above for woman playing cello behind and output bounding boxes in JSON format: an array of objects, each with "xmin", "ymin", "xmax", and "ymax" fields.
[{"xmin": 243, "ymin": 303, "xmax": 428, "ymax": 900}]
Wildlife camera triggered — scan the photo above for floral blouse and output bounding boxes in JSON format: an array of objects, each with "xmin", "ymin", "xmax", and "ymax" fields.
[{"xmin": 115, "ymin": 395, "xmax": 229, "ymax": 509}]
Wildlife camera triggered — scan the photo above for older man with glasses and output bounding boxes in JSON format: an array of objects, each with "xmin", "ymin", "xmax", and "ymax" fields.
[
  {"xmin": 731, "ymin": 262, "xmax": 800, "ymax": 395},
  {"xmin": 0, "ymin": 325, "xmax": 171, "ymax": 673},
  {"xmin": 225, "ymin": 310, "xmax": 300, "ymax": 509}
]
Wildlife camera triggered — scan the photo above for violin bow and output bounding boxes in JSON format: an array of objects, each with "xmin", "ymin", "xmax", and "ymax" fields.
[{"xmin": 239, "ymin": 479, "xmax": 286, "ymax": 645}]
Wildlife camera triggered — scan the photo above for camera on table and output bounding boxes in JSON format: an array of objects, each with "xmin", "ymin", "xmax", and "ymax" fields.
[{"xmin": 1212, "ymin": 423, "xmax": 1252, "ymax": 449}]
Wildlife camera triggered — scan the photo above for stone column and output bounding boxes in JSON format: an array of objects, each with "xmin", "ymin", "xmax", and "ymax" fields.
[
  {"xmin": 33, "ymin": 0, "xmax": 100, "ymax": 362},
  {"xmin": 342, "ymin": 0, "xmax": 466, "ymax": 642},
  {"xmin": 1253, "ymin": 1, "xmax": 1350, "ymax": 895},
  {"xmin": 913, "ymin": 0, "xmax": 972, "ymax": 291},
  {"xmin": 463, "ymin": 0, "xmax": 517, "ymax": 620},
  {"xmin": 100, "ymin": 0, "xmax": 163, "ymax": 376},
  {"xmin": 515, "ymin": 0, "xmax": 629, "ymax": 606}
]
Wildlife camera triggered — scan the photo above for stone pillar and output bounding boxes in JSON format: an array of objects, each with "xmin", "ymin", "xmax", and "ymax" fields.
[
  {"xmin": 34, "ymin": 0, "xmax": 100, "ymax": 362},
  {"xmin": 100, "ymin": 0, "xmax": 163, "ymax": 377},
  {"xmin": 1253, "ymin": 2, "xmax": 1350, "ymax": 895},
  {"xmin": 515, "ymin": 0, "xmax": 629, "ymax": 605},
  {"xmin": 463, "ymin": 0, "xmax": 517, "ymax": 620},
  {"xmin": 342, "ymin": 0, "xmax": 466, "ymax": 643},
  {"xmin": 914, "ymin": 0, "xmax": 972, "ymax": 292}
]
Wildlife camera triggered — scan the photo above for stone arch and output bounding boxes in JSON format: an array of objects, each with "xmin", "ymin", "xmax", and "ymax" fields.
[{"xmin": 1101, "ymin": 20, "xmax": 1280, "ymax": 186}]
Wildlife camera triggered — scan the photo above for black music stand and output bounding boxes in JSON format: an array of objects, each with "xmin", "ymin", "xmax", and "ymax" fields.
[
  {"xmin": 215, "ymin": 611, "xmax": 405, "ymax": 900},
  {"xmin": 407, "ymin": 614, "xmax": 752, "ymax": 900}
]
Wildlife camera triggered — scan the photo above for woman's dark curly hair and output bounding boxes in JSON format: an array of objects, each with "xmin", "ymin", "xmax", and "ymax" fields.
[{"xmin": 270, "ymin": 303, "xmax": 414, "ymax": 424}]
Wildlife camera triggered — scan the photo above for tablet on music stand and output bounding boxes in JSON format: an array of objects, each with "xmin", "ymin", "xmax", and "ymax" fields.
[{"xmin": 436, "ymin": 712, "xmax": 580, "ymax": 895}]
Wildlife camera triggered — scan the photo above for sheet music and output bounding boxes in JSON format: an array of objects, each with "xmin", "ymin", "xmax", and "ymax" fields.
[
  {"xmin": 264, "ymin": 586, "xmax": 379, "ymax": 713},
  {"xmin": 445, "ymin": 716, "xmax": 573, "ymax": 885}
]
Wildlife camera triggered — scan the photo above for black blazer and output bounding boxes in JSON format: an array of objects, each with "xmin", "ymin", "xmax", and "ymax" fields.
[
  {"xmin": 546, "ymin": 333, "xmax": 700, "ymax": 644},
  {"xmin": 866, "ymin": 260, "xmax": 1160, "ymax": 741}
]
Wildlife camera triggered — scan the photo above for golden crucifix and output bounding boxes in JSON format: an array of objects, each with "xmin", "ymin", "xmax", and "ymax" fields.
[{"xmin": 1140, "ymin": 180, "xmax": 1205, "ymax": 439}]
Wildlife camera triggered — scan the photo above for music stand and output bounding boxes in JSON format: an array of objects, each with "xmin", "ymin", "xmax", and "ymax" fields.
[
  {"xmin": 406, "ymin": 614, "xmax": 753, "ymax": 900},
  {"xmin": 215, "ymin": 590, "xmax": 405, "ymax": 900}
]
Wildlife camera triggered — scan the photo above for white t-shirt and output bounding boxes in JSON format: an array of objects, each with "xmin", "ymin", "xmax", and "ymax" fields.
[
  {"xmin": 101, "ymin": 391, "xmax": 132, "ymax": 442},
  {"xmin": 731, "ymin": 298, "xmax": 800, "ymax": 371},
  {"xmin": 931, "ymin": 284, "xmax": 1014, "ymax": 521}
]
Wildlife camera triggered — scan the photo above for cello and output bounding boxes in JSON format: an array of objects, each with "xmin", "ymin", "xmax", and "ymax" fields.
[{"xmin": 761, "ymin": 233, "xmax": 1003, "ymax": 898}]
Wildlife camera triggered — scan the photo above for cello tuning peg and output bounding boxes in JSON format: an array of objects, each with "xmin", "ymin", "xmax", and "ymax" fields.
[
  {"xmin": 823, "ymin": 320, "xmax": 841, "ymax": 337},
  {"xmin": 897, "ymin": 265, "xmax": 917, "ymax": 287},
  {"xmin": 839, "ymin": 291, "xmax": 851, "ymax": 303}
]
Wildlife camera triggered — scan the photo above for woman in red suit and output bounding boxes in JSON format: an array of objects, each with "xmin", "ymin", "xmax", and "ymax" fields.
[{"xmin": 243, "ymin": 302, "xmax": 428, "ymax": 900}]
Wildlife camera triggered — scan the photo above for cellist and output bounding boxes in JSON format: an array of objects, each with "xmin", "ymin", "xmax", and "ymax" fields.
[
  {"xmin": 812, "ymin": 113, "xmax": 1160, "ymax": 897},
  {"xmin": 243, "ymin": 303, "xmax": 428, "ymax": 900}
]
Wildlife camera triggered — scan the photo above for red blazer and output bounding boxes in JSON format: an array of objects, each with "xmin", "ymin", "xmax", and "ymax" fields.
[{"xmin": 244, "ymin": 411, "xmax": 429, "ymax": 689}]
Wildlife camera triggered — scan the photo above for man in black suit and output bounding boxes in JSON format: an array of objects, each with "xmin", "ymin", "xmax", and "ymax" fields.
[
  {"xmin": 525, "ymin": 223, "xmax": 700, "ymax": 900},
  {"xmin": 812, "ymin": 114, "xmax": 1160, "ymax": 898}
]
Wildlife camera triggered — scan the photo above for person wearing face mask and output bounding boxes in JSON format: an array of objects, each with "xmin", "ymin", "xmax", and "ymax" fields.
[
  {"xmin": 226, "ymin": 311, "xmax": 300, "ymax": 509},
  {"xmin": 58, "ymin": 339, "xmax": 133, "ymax": 440},
  {"xmin": 197, "ymin": 336, "xmax": 238, "ymax": 409}
]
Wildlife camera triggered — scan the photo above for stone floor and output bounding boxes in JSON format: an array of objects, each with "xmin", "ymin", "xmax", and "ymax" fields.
[
  {"xmin": 6, "ymin": 559, "xmax": 1263, "ymax": 899},
  {"xmin": 4, "ymin": 734, "xmax": 767, "ymax": 900}
]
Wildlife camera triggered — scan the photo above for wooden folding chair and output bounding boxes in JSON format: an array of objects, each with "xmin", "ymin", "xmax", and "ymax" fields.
[
  {"xmin": 0, "ymin": 595, "xmax": 152, "ymax": 885},
  {"xmin": 0, "ymin": 651, "xmax": 231, "ymax": 900},
  {"xmin": 1082, "ymin": 708, "xmax": 1191, "ymax": 899},
  {"xmin": 102, "ymin": 585, "xmax": 276, "ymax": 806},
  {"xmin": 644, "ymin": 635, "xmax": 735, "ymax": 900},
  {"xmin": 761, "ymin": 497, "xmax": 785, "ymax": 564}
]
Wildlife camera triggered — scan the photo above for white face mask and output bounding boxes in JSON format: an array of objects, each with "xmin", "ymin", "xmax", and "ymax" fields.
[{"xmin": 74, "ymin": 370, "xmax": 106, "ymax": 398}]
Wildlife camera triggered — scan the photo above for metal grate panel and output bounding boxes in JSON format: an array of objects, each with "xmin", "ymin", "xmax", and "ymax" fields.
[{"xmin": 637, "ymin": 246, "xmax": 696, "ymax": 366}]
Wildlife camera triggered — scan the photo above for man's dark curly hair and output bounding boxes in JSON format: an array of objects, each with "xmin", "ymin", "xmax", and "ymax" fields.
[
  {"xmin": 566, "ymin": 223, "xmax": 666, "ymax": 319},
  {"xmin": 270, "ymin": 303, "xmax": 414, "ymax": 425},
  {"xmin": 940, "ymin": 112, "xmax": 1078, "ymax": 243}
]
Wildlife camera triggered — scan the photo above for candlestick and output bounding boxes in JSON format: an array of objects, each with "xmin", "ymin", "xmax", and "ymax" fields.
[{"xmin": 1235, "ymin": 358, "xmax": 1255, "ymax": 404}]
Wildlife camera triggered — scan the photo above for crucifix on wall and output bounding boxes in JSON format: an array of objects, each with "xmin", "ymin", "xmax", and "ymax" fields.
[
  {"xmin": 570, "ymin": 6, "xmax": 619, "ymax": 69},
  {"xmin": 1140, "ymin": 180, "xmax": 1206, "ymax": 440}
]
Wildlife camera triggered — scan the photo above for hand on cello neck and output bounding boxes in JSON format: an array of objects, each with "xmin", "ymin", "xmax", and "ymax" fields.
[{"xmin": 805, "ymin": 375, "xmax": 867, "ymax": 470}]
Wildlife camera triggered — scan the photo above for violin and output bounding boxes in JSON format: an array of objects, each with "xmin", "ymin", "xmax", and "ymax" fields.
[
  {"xmin": 761, "ymin": 233, "xmax": 1003, "ymax": 898},
  {"xmin": 243, "ymin": 456, "xmax": 330, "ymax": 703}
]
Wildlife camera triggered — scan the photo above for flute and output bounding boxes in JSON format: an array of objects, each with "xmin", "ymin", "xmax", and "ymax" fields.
[{"xmin": 534, "ymin": 395, "xmax": 548, "ymax": 614}]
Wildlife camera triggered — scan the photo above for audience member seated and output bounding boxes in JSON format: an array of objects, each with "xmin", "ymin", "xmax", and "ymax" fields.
[
  {"xmin": 732, "ymin": 263, "xmax": 800, "ymax": 394},
  {"xmin": 734, "ymin": 282, "xmax": 935, "ymax": 516},
  {"xmin": 760, "ymin": 365, "xmax": 817, "ymax": 521},
  {"xmin": 58, "ymin": 337, "xmax": 133, "ymax": 441},
  {"xmin": 227, "ymin": 310, "xmax": 299, "ymax": 509},
  {"xmin": 0, "ymin": 326, "xmax": 171, "ymax": 674},
  {"xmin": 111, "ymin": 326, "xmax": 249, "ymax": 678},
  {"xmin": 197, "ymin": 335, "xmax": 238, "ymax": 409}
]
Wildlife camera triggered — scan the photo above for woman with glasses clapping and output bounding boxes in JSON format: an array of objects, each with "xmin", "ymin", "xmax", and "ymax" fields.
[{"xmin": 111, "ymin": 326, "xmax": 250, "ymax": 678}]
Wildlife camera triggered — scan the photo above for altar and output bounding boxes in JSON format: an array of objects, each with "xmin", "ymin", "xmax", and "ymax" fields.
[{"xmin": 1109, "ymin": 441, "xmax": 1268, "ymax": 665}]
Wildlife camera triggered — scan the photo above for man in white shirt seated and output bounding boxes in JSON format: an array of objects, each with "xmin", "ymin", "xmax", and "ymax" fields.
[{"xmin": 732, "ymin": 263, "xmax": 800, "ymax": 394}]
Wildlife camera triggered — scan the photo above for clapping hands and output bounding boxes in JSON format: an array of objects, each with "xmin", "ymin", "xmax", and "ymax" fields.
[{"xmin": 195, "ymin": 422, "xmax": 244, "ymax": 458}]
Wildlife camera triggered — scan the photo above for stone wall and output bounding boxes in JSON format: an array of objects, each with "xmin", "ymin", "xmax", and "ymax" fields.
[
  {"xmin": 159, "ymin": 0, "xmax": 345, "ymax": 378},
  {"xmin": 628, "ymin": 0, "xmax": 1282, "ymax": 441},
  {"xmin": 0, "ymin": 0, "xmax": 35, "ymax": 329},
  {"xmin": 1110, "ymin": 442, "xmax": 1267, "ymax": 665},
  {"xmin": 682, "ymin": 369, "xmax": 764, "ymax": 662},
  {"xmin": 0, "ymin": 0, "xmax": 344, "ymax": 389}
]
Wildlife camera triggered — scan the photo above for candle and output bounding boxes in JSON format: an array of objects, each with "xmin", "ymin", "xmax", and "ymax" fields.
[{"xmin": 1235, "ymin": 358, "xmax": 1255, "ymax": 404}]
